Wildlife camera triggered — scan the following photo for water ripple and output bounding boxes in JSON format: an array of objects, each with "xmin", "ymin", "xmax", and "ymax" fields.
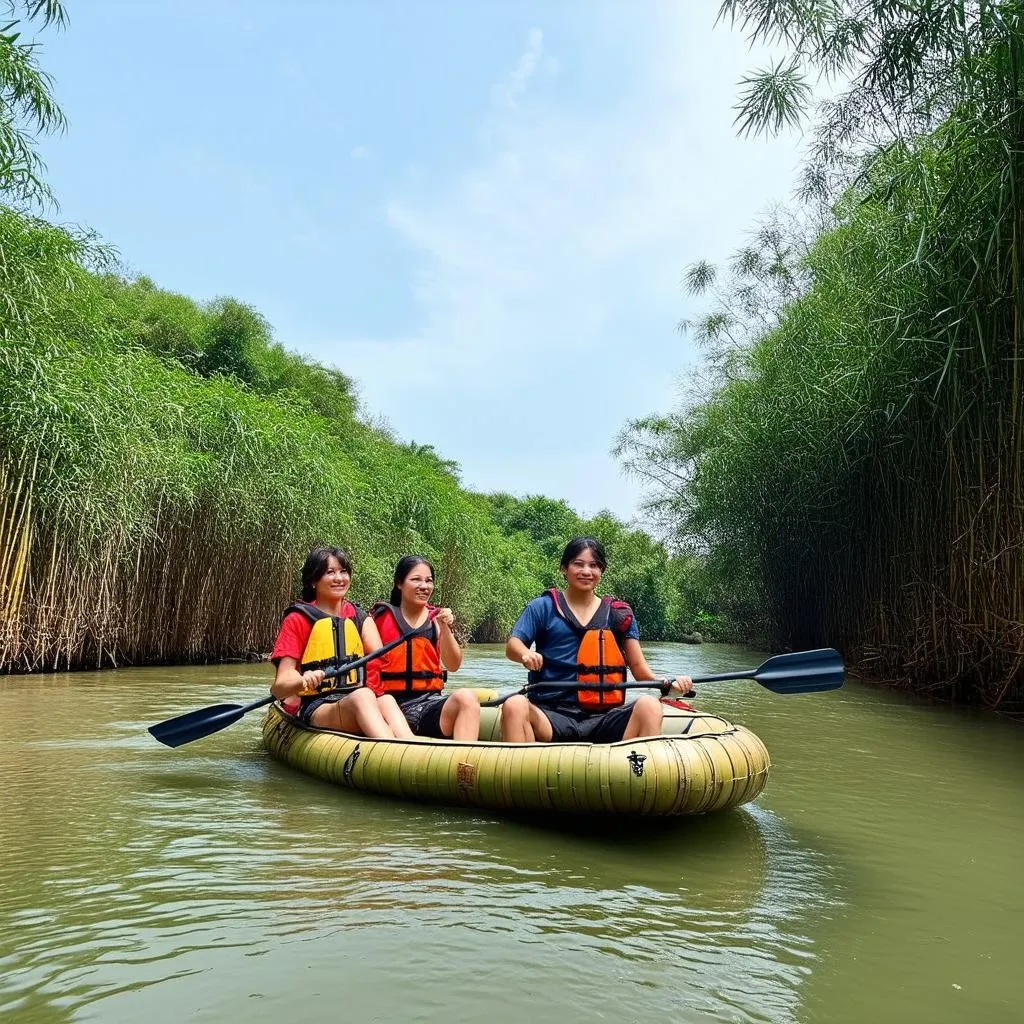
[{"xmin": 4, "ymin": 652, "xmax": 1022, "ymax": 1022}]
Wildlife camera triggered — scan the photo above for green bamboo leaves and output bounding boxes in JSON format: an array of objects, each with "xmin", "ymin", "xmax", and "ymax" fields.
[
  {"xmin": 0, "ymin": 207, "xmax": 705, "ymax": 671},
  {"xmin": 616, "ymin": 2, "xmax": 1024, "ymax": 706},
  {"xmin": 0, "ymin": 1, "xmax": 67, "ymax": 206}
]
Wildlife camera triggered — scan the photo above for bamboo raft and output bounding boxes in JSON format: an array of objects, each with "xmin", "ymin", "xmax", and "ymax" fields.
[{"xmin": 262, "ymin": 698, "xmax": 771, "ymax": 816}]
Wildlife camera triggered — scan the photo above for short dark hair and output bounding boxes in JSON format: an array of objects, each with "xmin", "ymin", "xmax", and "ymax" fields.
[
  {"xmin": 300, "ymin": 546, "xmax": 353, "ymax": 601},
  {"xmin": 560, "ymin": 537, "xmax": 607, "ymax": 570},
  {"xmin": 390, "ymin": 554, "xmax": 434, "ymax": 605}
]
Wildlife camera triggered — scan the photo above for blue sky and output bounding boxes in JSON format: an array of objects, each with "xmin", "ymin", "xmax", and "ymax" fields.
[{"xmin": 36, "ymin": 1, "xmax": 800, "ymax": 520}]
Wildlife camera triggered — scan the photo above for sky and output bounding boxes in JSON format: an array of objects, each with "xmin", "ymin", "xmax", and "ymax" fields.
[{"xmin": 34, "ymin": 0, "xmax": 802, "ymax": 521}]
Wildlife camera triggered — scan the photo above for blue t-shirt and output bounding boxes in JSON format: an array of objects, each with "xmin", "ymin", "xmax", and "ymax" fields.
[{"xmin": 510, "ymin": 593, "xmax": 640, "ymax": 704}]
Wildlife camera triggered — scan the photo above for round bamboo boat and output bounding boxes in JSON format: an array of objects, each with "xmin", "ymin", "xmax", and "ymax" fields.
[{"xmin": 262, "ymin": 695, "xmax": 770, "ymax": 817}]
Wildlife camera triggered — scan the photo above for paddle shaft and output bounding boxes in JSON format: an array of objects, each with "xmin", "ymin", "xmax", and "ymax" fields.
[
  {"xmin": 482, "ymin": 680, "xmax": 685, "ymax": 706},
  {"xmin": 486, "ymin": 648, "xmax": 843, "ymax": 706},
  {"xmin": 281, "ymin": 621, "xmax": 433, "ymax": 694},
  {"xmin": 688, "ymin": 668, "xmax": 755, "ymax": 684},
  {"xmin": 542, "ymin": 681, "xmax": 679, "ymax": 693},
  {"xmin": 537, "ymin": 654, "xmax": 754, "ymax": 685},
  {"xmin": 513, "ymin": 665, "xmax": 754, "ymax": 696},
  {"xmin": 148, "ymin": 622, "xmax": 432, "ymax": 747}
]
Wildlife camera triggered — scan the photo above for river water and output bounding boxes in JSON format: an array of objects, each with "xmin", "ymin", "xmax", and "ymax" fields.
[{"xmin": 1, "ymin": 643, "xmax": 1021, "ymax": 1023}]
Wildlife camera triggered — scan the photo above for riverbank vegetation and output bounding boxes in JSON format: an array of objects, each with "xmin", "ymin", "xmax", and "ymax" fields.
[
  {"xmin": 619, "ymin": 2, "xmax": 1024, "ymax": 708},
  {"xmin": 0, "ymin": 1, "xmax": 66, "ymax": 206},
  {"xmin": 0, "ymin": 207, "xmax": 712, "ymax": 670},
  {"xmin": 0, "ymin": 2, "xmax": 720, "ymax": 672}
]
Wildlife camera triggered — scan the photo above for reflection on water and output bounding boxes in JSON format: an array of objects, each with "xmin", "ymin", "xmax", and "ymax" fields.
[{"xmin": 1, "ymin": 645, "xmax": 1021, "ymax": 1022}]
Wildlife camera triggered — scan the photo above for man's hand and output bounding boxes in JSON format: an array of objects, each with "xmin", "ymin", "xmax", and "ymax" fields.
[
  {"xmin": 666, "ymin": 676, "xmax": 695, "ymax": 697},
  {"xmin": 521, "ymin": 650, "xmax": 544, "ymax": 672}
]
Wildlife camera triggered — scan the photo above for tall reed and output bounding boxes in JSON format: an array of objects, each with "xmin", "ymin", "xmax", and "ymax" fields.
[
  {"xmin": 617, "ymin": 2, "xmax": 1024, "ymax": 707},
  {"xmin": 0, "ymin": 207, "xmax": 692, "ymax": 671},
  {"xmin": 620, "ymin": 122, "xmax": 1024, "ymax": 707}
]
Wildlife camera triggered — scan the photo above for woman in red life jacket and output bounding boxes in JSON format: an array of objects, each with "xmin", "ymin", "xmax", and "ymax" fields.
[
  {"xmin": 501, "ymin": 537, "xmax": 695, "ymax": 743},
  {"xmin": 368, "ymin": 555, "xmax": 480, "ymax": 741},
  {"xmin": 270, "ymin": 547, "xmax": 413, "ymax": 739}
]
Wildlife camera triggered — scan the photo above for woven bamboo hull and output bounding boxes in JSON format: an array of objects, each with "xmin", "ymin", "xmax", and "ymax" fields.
[{"xmin": 262, "ymin": 700, "xmax": 770, "ymax": 817}]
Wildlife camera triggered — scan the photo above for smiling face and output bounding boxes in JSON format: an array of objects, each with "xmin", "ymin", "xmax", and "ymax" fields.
[
  {"xmin": 397, "ymin": 561, "xmax": 434, "ymax": 609},
  {"xmin": 562, "ymin": 548, "xmax": 603, "ymax": 594},
  {"xmin": 313, "ymin": 555, "xmax": 351, "ymax": 604}
]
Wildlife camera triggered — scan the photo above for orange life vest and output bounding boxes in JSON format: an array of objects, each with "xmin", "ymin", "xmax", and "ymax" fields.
[
  {"xmin": 370, "ymin": 603, "xmax": 447, "ymax": 696},
  {"xmin": 546, "ymin": 589, "xmax": 630, "ymax": 707}
]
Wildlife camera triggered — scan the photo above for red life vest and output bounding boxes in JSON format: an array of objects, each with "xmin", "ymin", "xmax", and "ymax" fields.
[
  {"xmin": 369, "ymin": 603, "xmax": 447, "ymax": 696},
  {"xmin": 545, "ymin": 589, "xmax": 631, "ymax": 707}
]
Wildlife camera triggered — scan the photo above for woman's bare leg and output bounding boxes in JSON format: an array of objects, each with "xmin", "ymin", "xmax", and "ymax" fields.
[
  {"xmin": 378, "ymin": 694, "xmax": 414, "ymax": 739},
  {"xmin": 312, "ymin": 688, "xmax": 395, "ymax": 738},
  {"xmin": 439, "ymin": 689, "xmax": 481, "ymax": 741},
  {"xmin": 500, "ymin": 695, "xmax": 535, "ymax": 742}
]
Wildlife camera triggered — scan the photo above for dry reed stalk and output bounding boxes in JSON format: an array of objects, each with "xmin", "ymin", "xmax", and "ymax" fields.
[{"xmin": 0, "ymin": 485, "xmax": 300, "ymax": 672}]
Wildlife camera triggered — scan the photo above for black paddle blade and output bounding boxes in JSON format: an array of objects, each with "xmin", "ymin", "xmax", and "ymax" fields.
[
  {"xmin": 754, "ymin": 648, "xmax": 844, "ymax": 694},
  {"xmin": 148, "ymin": 703, "xmax": 248, "ymax": 748}
]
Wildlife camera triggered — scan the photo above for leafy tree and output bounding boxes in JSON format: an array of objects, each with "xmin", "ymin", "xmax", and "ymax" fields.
[
  {"xmin": 197, "ymin": 298, "xmax": 273, "ymax": 387},
  {"xmin": 487, "ymin": 493, "xmax": 583, "ymax": 564},
  {"xmin": 615, "ymin": 3, "xmax": 1024, "ymax": 702},
  {"xmin": 0, "ymin": 0, "xmax": 67, "ymax": 205},
  {"xmin": 721, "ymin": 1, "xmax": 1024, "ymax": 205},
  {"xmin": 403, "ymin": 442, "xmax": 461, "ymax": 482}
]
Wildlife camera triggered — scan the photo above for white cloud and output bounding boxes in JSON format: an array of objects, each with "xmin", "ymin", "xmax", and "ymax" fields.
[
  {"xmin": 350, "ymin": 144, "xmax": 371, "ymax": 160},
  {"xmin": 492, "ymin": 27, "xmax": 545, "ymax": 110},
  {"xmin": 322, "ymin": 6, "xmax": 802, "ymax": 519}
]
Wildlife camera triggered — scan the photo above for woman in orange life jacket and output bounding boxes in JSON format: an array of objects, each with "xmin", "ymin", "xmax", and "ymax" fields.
[
  {"xmin": 367, "ymin": 555, "xmax": 480, "ymax": 741},
  {"xmin": 501, "ymin": 537, "xmax": 695, "ymax": 743},
  {"xmin": 270, "ymin": 547, "xmax": 413, "ymax": 739}
]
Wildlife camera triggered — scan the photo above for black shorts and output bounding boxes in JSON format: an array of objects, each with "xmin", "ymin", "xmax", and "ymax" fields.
[
  {"xmin": 535, "ymin": 701, "xmax": 638, "ymax": 743},
  {"xmin": 297, "ymin": 692, "xmax": 346, "ymax": 726},
  {"xmin": 396, "ymin": 693, "xmax": 447, "ymax": 738}
]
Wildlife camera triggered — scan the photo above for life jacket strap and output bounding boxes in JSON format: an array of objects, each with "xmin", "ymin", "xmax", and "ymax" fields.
[
  {"xmin": 576, "ymin": 663, "xmax": 628, "ymax": 676},
  {"xmin": 301, "ymin": 653, "xmax": 360, "ymax": 673},
  {"xmin": 379, "ymin": 670, "xmax": 447, "ymax": 681}
]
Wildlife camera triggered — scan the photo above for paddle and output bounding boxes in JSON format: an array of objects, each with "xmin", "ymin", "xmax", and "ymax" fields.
[
  {"xmin": 482, "ymin": 647, "xmax": 844, "ymax": 706},
  {"xmin": 148, "ymin": 626, "xmax": 430, "ymax": 748}
]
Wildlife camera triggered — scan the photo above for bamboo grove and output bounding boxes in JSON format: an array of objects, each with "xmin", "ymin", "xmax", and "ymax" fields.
[
  {"xmin": 619, "ymin": 2, "xmax": 1024, "ymax": 708},
  {"xmin": 0, "ymin": 0, "xmax": 710, "ymax": 672},
  {"xmin": 0, "ymin": 205, "xmax": 707, "ymax": 672}
]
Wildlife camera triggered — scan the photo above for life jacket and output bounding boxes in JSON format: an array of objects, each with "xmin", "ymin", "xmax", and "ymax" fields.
[
  {"xmin": 542, "ymin": 589, "xmax": 632, "ymax": 707},
  {"xmin": 370, "ymin": 602, "xmax": 447, "ymax": 696},
  {"xmin": 285, "ymin": 599, "xmax": 366, "ymax": 688}
]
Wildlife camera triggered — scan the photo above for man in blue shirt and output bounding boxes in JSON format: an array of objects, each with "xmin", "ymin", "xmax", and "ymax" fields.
[{"xmin": 502, "ymin": 538, "xmax": 693, "ymax": 743}]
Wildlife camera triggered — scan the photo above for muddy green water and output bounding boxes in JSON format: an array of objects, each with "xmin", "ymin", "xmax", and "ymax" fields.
[{"xmin": 1, "ymin": 643, "xmax": 1021, "ymax": 1023}]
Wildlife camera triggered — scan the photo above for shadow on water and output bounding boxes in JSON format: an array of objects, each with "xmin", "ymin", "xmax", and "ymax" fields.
[{"xmin": 240, "ymin": 745, "xmax": 775, "ymax": 902}]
